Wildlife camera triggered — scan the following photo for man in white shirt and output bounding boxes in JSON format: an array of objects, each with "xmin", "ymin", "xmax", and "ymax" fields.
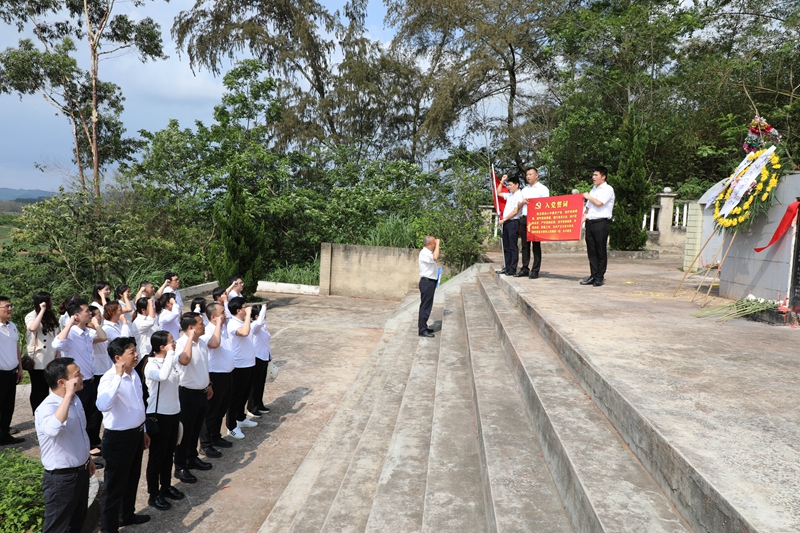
[
  {"xmin": 517, "ymin": 167, "xmax": 550, "ymax": 279},
  {"xmin": 0, "ymin": 296, "xmax": 24, "ymax": 446},
  {"xmin": 158, "ymin": 272, "xmax": 183, "ymax": 310},
  {"xmin": 96, "ymin": 337, "xmax": 150, "ymax": 531},
  {"xmin": 417, "ymin": 236, "xmax": 440, "ymax": 338},
  {"xmin": 36, "ymin": 357, "xmax": 96, "ymax": 533},
  {"xmin": 174, "ymin": 312, "xmax": 214, "ymax": 482},
  {"xmin": 199, "ymin": 304, "xmax": 232, "ymax": 457},
  {"xmin": 227, "ymin": 275, "xmax": 244, "ymax": 299},
  {"xmin": 225, "ymin": 297, "xmax": 257, "ymax": 439},
  {"xmin": 581, "ymin": 166, "xmax": 616, "ymax": 287},
  {"xmin": 53, "ymin": 299, "xmax": 107, "ymax": 453},
  {"xmin": 499, "ymin": 174, "xmax": 525, "ymax": 276}
]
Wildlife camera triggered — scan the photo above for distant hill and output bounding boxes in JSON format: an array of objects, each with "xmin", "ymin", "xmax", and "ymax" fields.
[{"xmin": 0, "ymin": 188, "xmax": 56, "ymax": 201}]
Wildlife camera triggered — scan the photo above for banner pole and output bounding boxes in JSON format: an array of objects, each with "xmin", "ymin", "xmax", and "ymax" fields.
[
  {"xmin": 701, "ymin": 231, "xmax": 737, "ymax": 308},
  {"xmin": 692, "ymin": 234, "xmax": 725, "ymax": 303},
  {"xmin": 674, "ymin": 231, "xmax": 715, "ymax": 297}
]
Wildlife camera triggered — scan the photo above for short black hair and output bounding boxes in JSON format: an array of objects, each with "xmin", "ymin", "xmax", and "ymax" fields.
[
  {"xmin": 206, "ymin": 303, "xmax": 221, "ymax": 321},
  {"xmin": 191, "ymin": 297, "xmax": 207, "ymax": 314},
  {"xmin": 250, "ymin": 304, "xmax": 262, "ymax": 317},
  {"xmin": 107, "ymin": 337, "xmax": 136, "ymax": 362},
  {"xmin": 67, "ymin": 298, "xmax": 89, "ymax": 317},
  {"xmin": 212, "ymin": 287, "xmax": 226, "ymax": 302},
  {"xmin": 165, "ymin": 271, "xmax": 178, "ymax": 282},
  {"xmin": 180, "ymin": 312, "xmax": 200, "ymax": 331},
  {"xmin": 507, "ymin": 175, "xmax": 521, "ymax": 186},
  {"xmin": 44, "ymin": 358, "xmax": 75, "ymax": 389},
  {"xmin": 594, "ymin": 166, "xmax": 608, "ymax": 178},
  {"xmin": 228, "ymin": 296, "xmax": 246, "ymax": 314},
  {"xmin": 526, "ymin": 166, "xmax": 538, "ymax": 174},
  {"xmin": 229, "ymin": 274, "xmax": 242, "ymax": 285},
  {"xmin": 139, "ymin": 281, "xmax": 152, "ymax": 289}
]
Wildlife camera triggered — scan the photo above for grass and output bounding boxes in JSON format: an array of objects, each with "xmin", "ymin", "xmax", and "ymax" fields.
[
  {"xmin": 359, "ymin": 214, "xmax": 417, "ymax": 248},
  {"xmin": 263, "ymin": 256, "xmax": 321, "ymax": 286}
]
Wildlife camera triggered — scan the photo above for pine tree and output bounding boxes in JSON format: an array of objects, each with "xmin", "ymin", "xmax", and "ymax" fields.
[{"xmin": 610, "ymin": 115, "xmax": 650, "ymax": 251}]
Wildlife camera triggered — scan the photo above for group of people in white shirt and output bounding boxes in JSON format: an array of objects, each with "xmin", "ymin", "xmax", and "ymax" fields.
[{"xmin": 1, "ymin": 272, "xmax": 274, "ymax": 533}]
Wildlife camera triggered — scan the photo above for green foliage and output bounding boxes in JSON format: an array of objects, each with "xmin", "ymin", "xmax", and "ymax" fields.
[
  {"xmin": 610, "ymin": 116, "xmax": 650, "ymax": 251},
  {"xmin": 0, "ymin": 450, "xmax": 45, "ymax": 533},
  {"xmin": 360, "ymin": 214, "xmax": 418, "ymax": 248},
  {"xmin": 263, "ymin": 256, "xmax": 321, "ymax": 286}
]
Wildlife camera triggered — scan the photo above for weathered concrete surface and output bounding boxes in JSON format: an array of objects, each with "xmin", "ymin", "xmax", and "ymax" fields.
[
  {"xmin": 488, "ymin": 251, "xmax": 800, "ymax": 533},
  {"xmin": 461, "ymin": 285, "xmax": 573, "ymax": 533},
  {"xmin": 0, "ymin": 293, "xmax": 397, "ymax": 533},
  {"xmin": 478, "ymin": 275, "xmax": 691, "ymax": 533},
  {"xmin": 421, "ymin": 293, "xmax": 486, "ymax": 533}
]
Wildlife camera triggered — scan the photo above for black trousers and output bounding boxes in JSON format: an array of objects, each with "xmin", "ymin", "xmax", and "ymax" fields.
[
  {"xmin": 145, "ymin": 413, "xmax": 180, "ymax": 496},
  {"xmin": 175, "ymin": 387, "xmax": 208, "ymax": 468},
  {"xmin": 0, "ymin": 369, "xmax": 17, "ymax": 439},
  {"xmin": 42, "ymin": 468, "xmax": 90, "ymax": 533},
  {"xmin": 227, "ymin": 367, "xmax": 254, "ymax": 431},
  {"xmin": 247, "ymin": 358, "xmax": 270, "ymax": 413},
  {"xmin": 29, "ymin": 369, "xmax": 50, "ymax": 414},
  {"xmin": 519, "ymin": 215, "xmax": 542, "ymax": 274},
  {"xmin": 418, "ymin": 277, "xmax": 436, "ymax": 334},
  {"xmin": 77, "ymin": 377, "xmax": 100, "ymax": 449},
  {"xmin": 200, "ymin": 372, "xmax": 231, "ymax": 449},
  {"xmin": 502, "ymin": 219, "xmax": 520, "ymax": 272},
  {"xmin": 101, "ymin": 427, "xmax": 144, "ymax": 533},
  {"xmin": 585, "ymin": 218, "xmax": 611, "ymax": 280}
]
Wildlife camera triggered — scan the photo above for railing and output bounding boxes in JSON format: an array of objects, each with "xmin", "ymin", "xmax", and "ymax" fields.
[
  {"xmin": 673, "ymin": 200, "xmax": 690, "ymax": 228},
  {"xmin": 642, "ymin": 206, "xmax": 660, "ymax": 232}
]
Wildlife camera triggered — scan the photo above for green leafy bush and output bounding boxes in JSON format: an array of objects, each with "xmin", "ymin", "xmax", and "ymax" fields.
[
  {"xmin": 263, "ymin": 256, "xmax": 321, "ymax": 286},
  {"xmin": 0, "ymin": 450, "xmax": 45, "ymax": 533}
]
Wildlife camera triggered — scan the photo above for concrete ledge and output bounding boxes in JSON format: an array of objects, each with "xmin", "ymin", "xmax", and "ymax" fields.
[
  {"xmin": 182, "ymin": 281, "xmax": 219, "ymax": 299},
  {"xmin": 256, "ymin": 281, "xmax": 320, "ymax": 295},
  {"xmin": 491, "ymin": 272, "xmax": 757, "ymax": 533},
  {"xmin": 608, "ymin": 250, "xmax": 659, "ymax": 260}
]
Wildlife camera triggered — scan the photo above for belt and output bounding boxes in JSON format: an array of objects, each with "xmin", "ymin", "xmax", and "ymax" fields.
[
  {"xmin": 45, "ymin": 459, "xmax": 91, "ymax": 475},
  {"xmin": 0, "ymin": 368, "xmax": 18, "ymax": 373},
  {"xmin": 586, "ymin": 218, "xmax": 610, "ymax": 223},
  {"xmin": 421, "ymin": 277, "xmax": 438, "ymax": 283},
  {"xmin": 180, "ymin": 385, "xmax": 210, "ymax": 394},
  {"xmin": 104, "ymin": 423, "xmax": 145, "ymax": 434}
]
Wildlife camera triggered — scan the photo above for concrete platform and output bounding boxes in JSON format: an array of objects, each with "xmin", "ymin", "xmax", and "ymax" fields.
[{"xmin": 492, "ymin": 252, "xmax": 800, "ymax": 533}]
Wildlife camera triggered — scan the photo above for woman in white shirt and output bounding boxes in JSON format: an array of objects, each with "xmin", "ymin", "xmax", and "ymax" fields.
[
  {"xmin": 247, "ymin": 303, "xmax": 272, "ymax": 417},
  {"xmin": 144, "ymin": 330, "xmax": 185, "ymax": 510},
  {"xmin": 88, "ymin": 306, "xmax": 110, "ymax": 455},
  {"xmin": 133, "ymin": 297, "xmax": 159, "ymax": 358},
  {"xmin": 158, "ymin": 293, "xmax": 181, "ymax": 342},
  {"xmin": 191, "ymin": 297, "xmax": 209, "ymax": 326},
  {"xmin": 114, "ymin": 284, "xmax": 135, "ymax": 324},
  {"xmin": 91, "ymin": 281, "xmax": 111, "ymax": 313},
  {"xmin": 24, "ymin": 291, "xmax": 61, "ymax": 412}
]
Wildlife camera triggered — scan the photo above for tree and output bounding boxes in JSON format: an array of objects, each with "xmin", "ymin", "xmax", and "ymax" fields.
[
  {"xmin": 610, "ymin": 115, "xmax": 649, "ymax": 250},
  {"xmin": 0, "ymin": 0, "xmax": 166, "ymax": 195}
]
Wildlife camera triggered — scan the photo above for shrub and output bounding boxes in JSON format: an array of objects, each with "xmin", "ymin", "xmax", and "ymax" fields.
[{"xmin": 0, "ymin": 450, "xmax": 45, "ymax": 533}]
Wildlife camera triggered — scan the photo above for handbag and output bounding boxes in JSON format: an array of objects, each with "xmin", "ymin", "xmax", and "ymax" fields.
[
  {"xmin": 266, "ymin": 359, "xmax": 279, "ymax": 383},
  {"xmin": 144, "ymin": 371, "xmax": 161, "ymax": 435},
  {"xmin": 20, "ymin": 354, "xmax": 35, "ymax": 372}
]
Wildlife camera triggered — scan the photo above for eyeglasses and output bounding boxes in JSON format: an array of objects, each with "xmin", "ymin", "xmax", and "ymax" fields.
[{"xmin": 0, "ymin": 305, "xmax": 12, "ymax": 310}]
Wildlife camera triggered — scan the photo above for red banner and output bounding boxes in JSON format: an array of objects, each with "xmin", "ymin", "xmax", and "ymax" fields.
[
  {"xmin": 526, "ymin": 193, "xmax": 584, "ymax": 242},
  {"xmin": 754, "ymin": 201, "xmax": 800, "ymax": 253},
  {"xmin": 491, "ymin": 166, "xmax": 508, "ymax": 217}
]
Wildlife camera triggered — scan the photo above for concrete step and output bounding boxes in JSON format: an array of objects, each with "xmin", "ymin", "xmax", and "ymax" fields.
[
  {"xmin": 477, "ymin": 273, "xmax": 693, "ymax": 533},
  {"xmin": 362, "ymin": 306, "xmax": 442, "ymax": 533},
  {"xmin": 262, "ymin": 327, "xmax": 399, "ymax": 533},
  {"xmin": 421, "ymin": 292, "xmax": 486, "ymax": 533},
  {"xmin": 461, "ymin": 284, "xmax": 573, "ymax": 533},
  {"xmin": 320, "ymin": 306, "xmax": 442, "ymax": 533},
  {"xmin": 272, "ymin": 321, "xmax": 417, "ymax": 533}
]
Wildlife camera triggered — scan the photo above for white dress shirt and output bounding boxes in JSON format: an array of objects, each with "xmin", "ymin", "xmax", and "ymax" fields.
[
  {"xmin": 0, "ymin": 320, "xmax": 19, "ymax": 371},
  {"xmin": 252, "ymin": 306, "xmax": 271, "ymax": 362},
  {"xmin": 158, "ymin": 307, "xmax": 181, "ymax": 342},
  {"xmin": 227, "ymin": 318, "xmax": 256, "ymax": 369},
  {"xmin": 229, "ymin": 290, "xmax": 241, "ymax": 299},
  {"xmin": 175, "ymin": 334, "xmax": 210, "ymax": 389},
  {"xmin": 133, "ymin": 315, "xmax": 159, "ymax": 357},
  {"xmin": 96, "ymin": 367, "xmax": 147, "ymax": 431},
  {"xmin": 35, "ymin": 391, "xmax": 90, "ymax": 470},
  {"xmin": 418, "ymin": 248, "xmax": 437, "ymax": 280},
  {"xmin": 521, "ymin": 182, "xmax": 550, "ymax": 217},
  {"xmin": 202, "ymin": 323, "xmax": 235, "ymax": 373},
  {"xmin": 586, "ymin": 182, "xmax": 616, "ymax": 220},
  {"xmin": 145, "ymin": 352, "xmax": 181, "ymax": 415},
  {"xmin": 163, "ymin": 287, "xmax": 183, "ymax": 310},
  {"xmin": 24, "ymin": 311, "xmax": 59, "ymax": 370},
  {"xmin": 52, "ymin": 326, "xmax": 94, "ymax": 380},
  {"xmin": 502, "ymin": 189, "xmax": 524, "ymax": 220},
  {"xmin": 89, "ymin": 328, "xmax": 111, "ymax": 376}
]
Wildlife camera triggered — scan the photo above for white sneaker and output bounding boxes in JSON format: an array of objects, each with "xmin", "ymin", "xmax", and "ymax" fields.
[
  {"xmin": 238, "ymin": 418, "xmax": 258, "ymax": 428},
  {"xmin": 227, "ymin": 427, "xmax": 245, "ymax": 440},
  {"xmin": 246, "ymin": 410, "xmax": 261, "ymax": 419}
]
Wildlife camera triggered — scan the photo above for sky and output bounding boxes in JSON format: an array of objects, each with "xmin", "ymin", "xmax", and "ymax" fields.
[{"xmin": 0, "ymin": 0, "xmax": 394, "ymax": 191}]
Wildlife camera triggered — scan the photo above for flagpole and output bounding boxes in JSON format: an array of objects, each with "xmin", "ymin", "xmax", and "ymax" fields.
[{"xmin": 492, "ymin": 165, "xmax": 506, "ymax": 272}]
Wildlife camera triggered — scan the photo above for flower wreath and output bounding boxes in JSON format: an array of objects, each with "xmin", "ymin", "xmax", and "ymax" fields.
[{"xmin": 713, "ymin": 117, "xmax": 785, "ymax": 232}]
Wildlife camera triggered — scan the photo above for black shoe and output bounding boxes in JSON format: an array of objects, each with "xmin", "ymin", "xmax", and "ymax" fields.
[
  {"xmin": 426, "ymin": 328, "xmax": 434, "ymax": 333},
  {"xmin": 148, "ymin": 495, "xmax": 172, "ymax": 511},
  {"xmin": 203, "ymin": 446, "xmax": 222, "ymax": 458},
  {"xmin": 529, "ymin": 271, "xmax": 539, "ymax": 279},
  {"xmin": 161, "ymin": 486, "xmax": 185, "ymax": 500},
  {"xmin": 175, "ymin": 468, "xmax": 197, "ymax": 483},
  {"xmin": 9, "ymin": 427, "xmax": 19, "ymax": 435},
  {"xmin": 212, "ymin": 438, "xmax": 233, "ymax": 448},
  {"xmin": 593, "ymin": 279, "xmax": 605, "ymax": 287},
  {"xmin": 513, "ymin": 269, "xmax": 529, "ymax": 277},
  {"xmin": 186, "ymin": 457, "xmax": 212, "ymax": 471},
  {"xmin": 579, "ymin": 277, "xmax": 596, "ymax": 285},
  {"xmin": 0, "ymin": 436, "xmax": 25, "ymax": 446},
  {"xmin": 94, "ymin": 460, "xmax": 104, "ymax": 470},
  {"xmin": 121, "ymin": 514, "xmax": 151, "ymax": 526},
  {"xmin": 257, "ymin": 406, "xmax": 271, "ymax": 414},
  {"xmin": 418, "ymin": 331, "xmax": 435, "ymax": 338}
]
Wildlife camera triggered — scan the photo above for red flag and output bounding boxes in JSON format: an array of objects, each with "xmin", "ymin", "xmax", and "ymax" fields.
[
  {"xmin": 491, "ymin": 165, "xmax": 507, "ymax": 217},
  {"xmin": 754, "ymin": 201, "xmax": 800, "ymax": 252}
]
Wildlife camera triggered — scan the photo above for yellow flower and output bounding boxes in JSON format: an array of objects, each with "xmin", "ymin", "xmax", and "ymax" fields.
[
  {"xmin": 725, "ymin": 189, "xmax": 732, "ymax": 199},
  {"xmin": 717, "ymin": 193, "xmax": 724, "ymax": 200},
  {"xmin": 771, "ymin": 173, "xmax": 777, "ymax": 180},
  {"xmin": 769, "ymin": 179, "xmax": 778, "ymax": 188},
  {"xmin": 756, "ymin": 183, "xmax": 764, "ymax": 192},
  {"xmin": 762, "ymin": 193, "xmax": 769, "ymax": 201},
  {"xmin": 731, "ymin": 219, "xmax": 738, "ymax": 226},
  {"xmin": 738, "ymin": 216, "xmax": 744, "ymax": 223},
  {"xmin": 771, "ymin": 155, "xmax": 780, "ymax": 165},
  {"xmin": 774, "ymin": 164, "xmax": 782, "ymax": 169},
  {"xmin": 761, "ymin": 167, "xmax": 768, "ymax": 177},
  {"xmin": 743, "ymin": 211, "xmax": 750, "ymax": 219}
]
